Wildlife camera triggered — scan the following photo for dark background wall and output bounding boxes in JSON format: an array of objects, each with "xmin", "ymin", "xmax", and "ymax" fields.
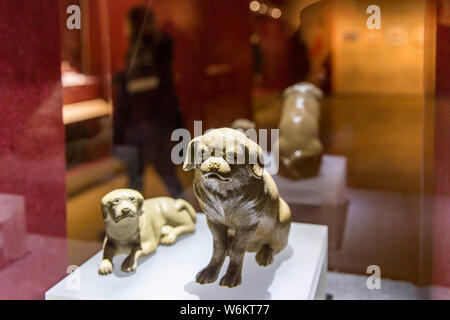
[{"xmin": 104, "ymin": 0, "xmax": 253, "ymax": 132}]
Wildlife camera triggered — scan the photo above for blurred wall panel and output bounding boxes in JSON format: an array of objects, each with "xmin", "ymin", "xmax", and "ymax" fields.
[
  {"xmin": 332, "ymin": 0, "xmax": 426, "ymax": 95},
  {"xmin": 0, "ymin": 0, "xmax": 67, "ymax": 299},
  {"xmin": 420, "ymin": 0, "xmax": 437, "ymax": 287},
  {"xmin": 254, "ymin": 13, "xmax": 291, "ymax": 90},
  {"xmin": 197, "ymin": 0, "xmax": 253, "ymax": 129},
  {"xmin": 60, "ymin": 0, "xmax": 82, "ymax": 70},
  {"xmin": 0, "ymin": 1, "xmax": 66, "ymax": 236},
  {"xmin": 432, "ymin": 0, "xmax": 450, "ymax": 288},
  {"xmin": 87, "ymin": 0, "xmax": 112, "ymax": 101},
  {"xmin": 152, "ymin": 0, "xmax": 204, "ymax": 132},
  {"xmin": 105, "ymin": 0, "xmax": 252, "ymax": 131},
  {"xmin": 107, "ymin": 0, "xmax": 141, "ymax": 74}
]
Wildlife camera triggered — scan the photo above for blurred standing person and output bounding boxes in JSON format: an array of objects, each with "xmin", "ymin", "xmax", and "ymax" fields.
[
  {"xmin": 288, "ymin": 1, "xmax": 332, "ymax": 94},
  {"xmin": 288, "ymin": 27, "xmax": 310, "ymax": 86},
  {"xmin": 113, "ymin": 6, "xmax": 184, "ymax": 198}
]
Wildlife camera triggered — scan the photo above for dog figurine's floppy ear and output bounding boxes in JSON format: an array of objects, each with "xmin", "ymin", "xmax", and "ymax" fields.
[
  {"xmin": 183, "ymin": 138, "xmax": 200, "ymax": 171},
  {"xmin": 245, "ymin": 139, "xmax": 264, "ymax": 179},
  {"xmin": 101, "ymin": 200, "xmax": 112, "ymax": 222},
  {"xmin": 137, "ymin": 196, "xmax": 144, "ymax": 216}
]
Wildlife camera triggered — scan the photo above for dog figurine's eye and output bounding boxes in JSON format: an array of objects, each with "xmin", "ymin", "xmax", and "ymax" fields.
[
  {"xmin": 129, "ymin": 196, "xmax": 135, "ymax": 201},
  {"xmin": 113, "ymin": 198, "xmax": 121, "ymax": 204}
]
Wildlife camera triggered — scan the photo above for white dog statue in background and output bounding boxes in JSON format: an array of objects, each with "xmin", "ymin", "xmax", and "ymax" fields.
[{"xmin": 276, "ymin": 82, "xmax": 324, "ymax": 180}]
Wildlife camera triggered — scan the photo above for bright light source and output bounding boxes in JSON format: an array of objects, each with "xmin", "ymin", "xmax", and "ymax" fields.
[
  {"xmin": 259, "ymin": 4, "xmax": 268, "ymax": 14},
  {"xmin": 270, "ymin": 8, "xmax": 282, "ymax": 19},
  {"xmin": 250, "ymin": 1, "xmax": 260, "ymax": 12}
]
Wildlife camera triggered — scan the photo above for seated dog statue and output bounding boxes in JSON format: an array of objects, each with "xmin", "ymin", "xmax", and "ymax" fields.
[
  {"xmin": 183, "ymin": 128, "xmax": 291, "ymax": 288},
  {"xmin": 276, "ymin": 82, "xmax": 324, "ymax": 180}
]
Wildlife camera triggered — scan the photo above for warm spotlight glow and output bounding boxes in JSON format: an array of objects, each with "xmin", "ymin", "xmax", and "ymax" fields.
[
  {"xmin": 259, "ymin": 3, "xmax": 268, "ymax": 14},
  {"xmin": 270, "ymin": 8, "xmax": 282, "ymax": 19},
  {"xmin": 249, "ymin": 1, "xmax": 260, "ymax": 12}
]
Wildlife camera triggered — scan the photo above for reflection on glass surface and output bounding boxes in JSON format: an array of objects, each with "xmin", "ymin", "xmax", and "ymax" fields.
[{"xmin": 0, "ymin": 0, "xmax": 448, "ymax": 300}]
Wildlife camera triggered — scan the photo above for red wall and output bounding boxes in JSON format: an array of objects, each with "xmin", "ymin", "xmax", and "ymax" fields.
[
  {"xmin": 195, "ymin": 0, "xmax": 253, "ymax": 128},
  {"xmin": 0, "ymin": 1, "xmax": 66, "ymax": 236},
  {"xmin": 107, "ymin": 0, "xmax": 141, "ymax": 74},
  {"xmin": 152, "ymin": 0, "xmax": 205, "ymax": 131},
  {"xmin": 253, "ymin": 15, "xmax": 291, "ymax": 91},
  {"xmin": 0, "ymin": 0, "xmax": 67, "ymax": 299}
]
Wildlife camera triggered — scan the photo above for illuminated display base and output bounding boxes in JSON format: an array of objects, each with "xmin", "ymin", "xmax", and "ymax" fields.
[{"xmin": 46, "ymin": 214, "xmax": 327, "ymax": 300}]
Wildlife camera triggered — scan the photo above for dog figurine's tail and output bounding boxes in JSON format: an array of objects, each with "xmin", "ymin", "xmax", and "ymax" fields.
[{"xmin": 175, "ymin": 199, "xmax": 197, "ymax": 223}]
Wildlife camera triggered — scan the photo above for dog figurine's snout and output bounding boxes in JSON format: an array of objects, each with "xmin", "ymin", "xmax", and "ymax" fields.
[
  {"xmin": 208, "ymin": 160, "xmax": 220, "ymax": 170},
  {"xmin": 121, "ymin": 207, "xmax": 131, "ymax": 215},
  {"xmin": 201, "ymin": 157, "xmax": 231, "ymax": 174}
]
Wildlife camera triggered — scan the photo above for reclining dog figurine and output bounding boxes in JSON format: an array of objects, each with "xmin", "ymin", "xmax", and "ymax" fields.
[
  {"xmin": 98, "ymin": 189, "xmax": 196, "ymax": 275},
  {"xmin": 183, "ymin": 128, "xmax": 291, "ymax": 288}
]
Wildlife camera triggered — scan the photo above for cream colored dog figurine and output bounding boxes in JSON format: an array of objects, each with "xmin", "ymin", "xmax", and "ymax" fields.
[
  {"xmin": 277, "ymin": 82, "xmax": 324, "ymax": 179},
  {"xmin": 230, "ymin": 118, "xmax": 256, "ymax": 131},
  {"xmin": 183, "ymin": 128, "xmax": 291, "ymax": 288},
  {"xmin": 98, "ymin": 189, "xmax": 196, "ymax": 275}
]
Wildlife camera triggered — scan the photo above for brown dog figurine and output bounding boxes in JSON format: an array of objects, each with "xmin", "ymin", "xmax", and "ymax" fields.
[{"xmin": 183, "ymin": 128, "xmax": 291, "ymax": 288}]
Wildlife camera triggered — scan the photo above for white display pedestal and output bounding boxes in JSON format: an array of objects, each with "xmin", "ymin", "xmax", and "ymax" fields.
[
  {"xmin": 271, "ymin": 155, "xmax": 347, "ymax": 206},
  {"xmin": 267, "ymin": 154, "xmax": 348, "ymax": 249},
  {"xmin": 46, "ymin": 215, "xmax": 327, "ymax": 300}
]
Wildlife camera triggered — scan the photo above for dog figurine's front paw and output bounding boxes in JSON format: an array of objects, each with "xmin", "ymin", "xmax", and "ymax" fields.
[
  {"xmin": 161, "ymin": 225, "xmax": 174, "ymax": 235},
  {"xmin": 196, "ymin": 264, "xmax": 220, "ymax": 284},
  {"xmin": 160, "ymin": 232, "xmax": 177, "ymax": 245},
  {"xmin": 220, "ymin": 270, "xmax": 242, "ymax": 288},
  {"xmin": 98, "ymin": 259, "xmax": 113, "ymax": 275},
  {"xmin": 121, "ymin": 255, "xmax": 137, "ymax": 273}
]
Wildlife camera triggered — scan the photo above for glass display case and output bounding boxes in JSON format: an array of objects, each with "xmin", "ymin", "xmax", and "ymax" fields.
[{"xmin": 0, "ymin": 0, "xmax": 448, "ymax": 300}]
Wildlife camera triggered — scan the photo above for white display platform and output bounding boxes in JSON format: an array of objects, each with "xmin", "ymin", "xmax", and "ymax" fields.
[
  {"xmin": 46, "ymin": 215, "xmax": 327, "ymax": 300},
  {"xmin": 269, "ymin": 154, "xmax": 347, "ymax": 206}
]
